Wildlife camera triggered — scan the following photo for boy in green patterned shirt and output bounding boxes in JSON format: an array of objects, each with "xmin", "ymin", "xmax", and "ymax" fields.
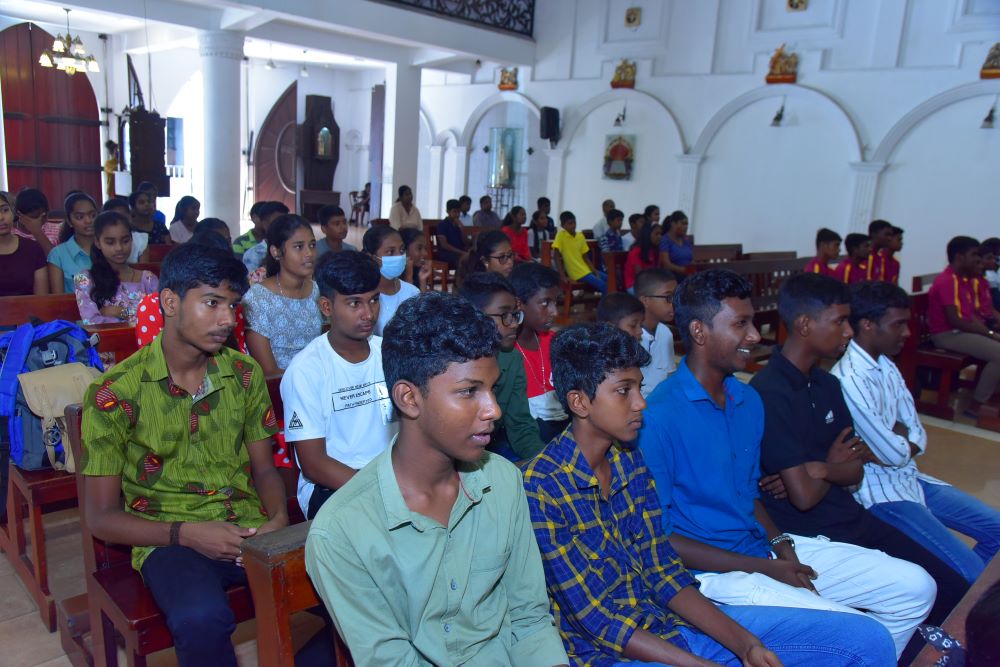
[{"xmin": 82, "ymin": 243, "xmax": 287, "ymax": 667}]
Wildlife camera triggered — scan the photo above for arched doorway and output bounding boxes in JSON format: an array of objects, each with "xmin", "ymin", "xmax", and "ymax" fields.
[
  {"xmin": 252, "ymin": 82, "xmax": 297, "ymax": 214},
  {"xmin": 0, "ymin": 22, "xmax": 102, "ymax": 204}
]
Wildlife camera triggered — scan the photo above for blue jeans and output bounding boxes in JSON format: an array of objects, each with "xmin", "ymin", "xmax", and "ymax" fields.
[
  {"xmin": 611, "ymin": 605, "xmax": 895, "ymax": 667},
  {"xmin": 579, "ymin": 270, "xmax": 608, "ymax": 294},
  {"xmin": 868, "ymin": 480, "xmax": 1000, "ymax": 583},
  {"xmin": 141, "ymin": 545, "xmax": 247, "ymax": 667}
]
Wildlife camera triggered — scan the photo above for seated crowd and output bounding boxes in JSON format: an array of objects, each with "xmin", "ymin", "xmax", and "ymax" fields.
[{"xmin": 5, "ymin": 181, "xmax": 1000, "ymax": 667}]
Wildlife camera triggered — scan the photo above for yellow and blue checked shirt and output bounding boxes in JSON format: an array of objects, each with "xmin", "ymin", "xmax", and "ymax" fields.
[{"xmin": 522, "ymin": 428, "xmax": 696, "ymax": 667}]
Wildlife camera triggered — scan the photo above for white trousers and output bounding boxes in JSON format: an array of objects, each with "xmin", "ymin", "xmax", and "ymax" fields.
[{"xmin": 695, "ymin": 534, "xmax": 935, "ymax": 658}]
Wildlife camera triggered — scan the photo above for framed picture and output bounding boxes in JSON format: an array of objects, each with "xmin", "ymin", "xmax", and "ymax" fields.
[{"xmin": 604, "ymin": 134, "xmax": 635, "ymax": 181}]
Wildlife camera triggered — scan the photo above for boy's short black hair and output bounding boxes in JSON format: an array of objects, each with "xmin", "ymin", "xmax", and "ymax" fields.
[
  {"xmin": 194, "ymin": 217, "xmax": 230, "ymax": 236},
  {"xmin": 816, "ymin": 228, "xmax": 842, "ymax": 246},
  {"xmin": 102, "ymin": 196, "xmax": 130, "ymax": 212},
  {"xmin": 596, "ymin": 292, "xmax": 644, "ymax": 326},
  {"xmin": 249, "ymin": 201, "xmax": 267, "ymax": 218},
  {"xmin": 382, "ymin": 292, "xmax": 500, "ymax": 399},
  {"xmin": 868, "ymin": 219, "xmax": 892, "ymax": 236},
  {"xmin": 188, "ymin": 229, "xmax": 232, "ymax": 252},
  {"xmin": 628, "ymin": 213, "xmax": 645, "ymax": 226},
  {"xmin": 551, "ymin": 323, "xmax": 650, "ymax": 412},
  {"xmin": 848, "ymin": 281, "xmax": 910, "ymax": 330},
  {"xmin": 891, "ymin": 226, "xmax": 904, "ymax": 237},
  {"xmin": 634, "ymin": 268, "xmax": 677, "ymax": 297},
  {"xmin": 980, "ymin": 237, "xmax": 1000, "ymax": 256},
  {"xmin": 844, "ymin": 233, "xmax": 870, "ymax": 255},
  {"xmin": 15, "ymin": 187, "xmax": 49, "ymax": 214},
  {"xmin": 459, "ymin": 271, "xmax": 517, "ymax": 311},
  {"xmin": 947, "ymin": 236, "xmax": 980, "ymax": 263},
  {"xmin": 537, "ymin": 196, "xmax": 550, "ymax": 207},
  {"xmin": 459, "ymin": 195, "xmax": 472, "ymax": 206},
  {"xmin": 159, "ymin": 242, "xmax": 249, "ymax": 298},
  {"xmin": 605, "ymin": 208, "xmax": 624, "ymax": 223},
  {"xmin": 777, "ymin": 272, "xmax": 850, "ymax": 328},
  {"xmin": 318, "ymin": 205, "xmax": 345, "ymax": 226},
  {"xmin": 558, "ymin": 210, "xmax": 575, "ymax": 225},
  {"xmin": 315, "ymin": 250, "xmax": 381, "ymax": 300},
  {"xmin": 673, "ymin": 270, "xmax": 752, "ymax": 346},
  {"xmin": 446, "ymin": 199, "xmax": 461, "ymax": 212},
  {"xmin": 479, "ymin": 195, "xmax": 491, "ymax": 205},
  {"xmin": 510, "ymin": 262, "xmax": 561, "ymax": 302},
  {"xmin": 258, "ymin": 201, "xmax": 290, "ymax": 220}
]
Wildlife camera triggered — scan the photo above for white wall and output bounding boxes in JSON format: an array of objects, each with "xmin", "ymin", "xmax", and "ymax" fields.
[{"xmin": 418, "ymin": 0, "xmax": 1000, "ymax": 285}]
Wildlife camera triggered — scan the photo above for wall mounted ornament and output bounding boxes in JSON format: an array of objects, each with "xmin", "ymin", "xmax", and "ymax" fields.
[
  {"xmin": 498, "ymin": 67, "xmax": 519, "ymax": 90},
  {"xmin": 786, "ymin": 0, "xmax": 808, "ymax": 11},
  {"xmin": 766, "ymin": 44, "xmax": 798, "ymax": 84},
  {"xmin": 981, "ymin": 43, "xmax": 1000, "ymax": 79},
  {"xmin": 611, "ymin": 59, "xmax": 636, "ymax": 89},
  {"xmin": 625, "ymin": 7, "xmax": 642, "ymax": 28},
  {"xmin": 604, "ymin": 134, "xmax": 635, "ymax": 181}
]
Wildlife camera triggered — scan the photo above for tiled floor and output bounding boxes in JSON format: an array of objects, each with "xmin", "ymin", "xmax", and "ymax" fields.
[{"xmin": 1, "ymin": 418, "xmax": 997, "ymax": 666}]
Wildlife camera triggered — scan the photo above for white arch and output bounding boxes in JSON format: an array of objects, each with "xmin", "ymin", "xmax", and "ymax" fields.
[
  {"xmin": 459, "ymin": 91, "xmax": 542, "ymax": 147},
  {"xmin": 560, "ymin": 88, "xmax": 686, "ymax": 152},
  {"xmin": 434, "ymin": 129, "xmax": 460, "ymax": 148},
  {"xmin": 871, "ymin": 79, "xmax": 1000, "ymax": 163},
  {"xmin": 690, "ymin": 84, "xmax": 864, "ymax": 161},
  {"xmin": 419, "ymin": 106, "xmax": 435, "ymax": 143}
]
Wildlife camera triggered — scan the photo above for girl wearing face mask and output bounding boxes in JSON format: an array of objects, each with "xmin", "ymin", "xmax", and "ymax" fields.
[
  {"xmin": 242, "ymin": 215, "xmax": 322, "ymax": 376},
  {"xmin": 73, "ymin": 211, "xmax": 158, "ymax": 325},
  {"xmin": 364, "ymin": 225, "xmax": 420, "ymax": 336}
]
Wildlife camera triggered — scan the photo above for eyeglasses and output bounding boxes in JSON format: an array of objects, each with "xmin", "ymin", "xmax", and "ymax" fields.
[
  {"xmin": 485, "ymin": 310, "xmax": 525, "ymax": 327},
  {"xmin": 644, "ymin": 295, "xmax": 674, "ymax": 300},
  {"xmin": 486, "ymin": 252, "xmax": 516, "ymax": 264}
]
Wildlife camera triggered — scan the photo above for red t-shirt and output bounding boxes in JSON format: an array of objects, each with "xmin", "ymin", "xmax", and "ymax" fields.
[
  {"xmin": 624, "ymin": 244, "xmax": 657, "ymax": 289},
  {"xmin": 834, "ymin": 258, "xmax": 868, "ymax": 285},
  {"xmin": 866, "ymin": 249, "xmax": 899, "ymax": 285},
  {"xmin": 502, "ymin": 226, "xmax": 532, "ymax": 262},
  {"xmin": 927, "ymin": 266, "xmax": 992, "ymax": 335},
  {"xmin": 803, "ymin": 257, "xmax": 836, "ymax": 278}
]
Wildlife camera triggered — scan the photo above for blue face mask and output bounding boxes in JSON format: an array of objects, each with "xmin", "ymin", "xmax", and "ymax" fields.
[{"xmin": 380, "ymin": 254, "xmax": 406, "ymax": 280}]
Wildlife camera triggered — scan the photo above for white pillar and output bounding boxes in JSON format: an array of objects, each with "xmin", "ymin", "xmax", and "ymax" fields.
[
  {"xmin": 381, "ymin": 63, "xmax": 422, "ymax": 215},
  {"xmin": 543, "ymin": 148, "xmax": 566, "ymax": 213},
  {"xmin": 848, "ymin": 161, "xmax": 887, "ymax": 234},
  {"xmin": 445, "ymin": 145, "xmax": 470, "ymax": 206},
  {"xmin": 428, "ymin": 145, "xmax": 444, "ymax": 218},
  {"xmin": 676, "ymin": 153, "xmax": 704, "ymax": 225},
  {"xmin": 198, "ymin": 30, "xmax": 244, "ymax": 235},
  {"xmin": 0, "ymin": 74, "xmax": 8, "ymax": 191}
]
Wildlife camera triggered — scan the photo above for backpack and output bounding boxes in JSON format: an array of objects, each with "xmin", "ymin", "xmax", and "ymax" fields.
[{"xmin": 0, "ymin": 320, "xmax": 103, "ymax": 471}]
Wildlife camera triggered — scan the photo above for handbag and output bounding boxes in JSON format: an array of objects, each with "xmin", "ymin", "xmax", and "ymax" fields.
[{"xmin": 17, "ymin": 362, "xmax": 101, "ymax": 473}]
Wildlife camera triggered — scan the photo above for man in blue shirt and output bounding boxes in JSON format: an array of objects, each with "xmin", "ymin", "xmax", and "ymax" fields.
[
  {"xmin": 638, "ymin": 270, "xmax": 934, "ymax": 660},
  {"xmin": 523, "ymin": 322, "xmax": 894, "ymax": 667}
]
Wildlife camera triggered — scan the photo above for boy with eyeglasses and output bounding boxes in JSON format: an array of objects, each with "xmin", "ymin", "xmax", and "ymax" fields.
[
  {"xmin": 460, "ymin": 272, "xmax": 545, "ymax": 461},
  {"xmin": 635, "ymin": 268, "xmax": 679, "ymax": 396}
]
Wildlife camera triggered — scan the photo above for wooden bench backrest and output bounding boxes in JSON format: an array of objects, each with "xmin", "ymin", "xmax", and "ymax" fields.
[
  {"xmin": 691, "ymin": 257, "xmax": 810, "ymax": 311},
  {"xmin": 603, "ymin": 251, "xmax": 629, "ymax": 293},
  {"xmin": 146, "ymin": 245, "xmax": 173, "ymax": 263},
  {"xmin": 692, "ymin": 244, "xmax": 743, "ymax": 263},
  {"xmin": 65, "ymin": 405, "xmax": 133, "ymax": 575},
  {"xmin": 912, "ymin": 272, "xmax": 940, "ymax": 294},
  {"xmin": 0, "ymin": 293, "xmax": 79, "ymax": 327},
  {"xmin": 908, "ymin": 292, "xmax": 935, "ymax": 346},
  {"xmin": 423, "ymin": 220, "xmax": 485, "ymax": 260},
  {"xmin": 742, "ymin": 251, "xmax": 797, "ymax": 261}
]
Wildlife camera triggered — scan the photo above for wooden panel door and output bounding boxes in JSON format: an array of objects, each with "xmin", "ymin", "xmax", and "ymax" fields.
[
  {"xmin": 0, "ymin": 22, "xmax": 102, "ymax": 207},
  {"xmin": 252, "ymin": 82, "xmax": 297, "ymax": 213}
]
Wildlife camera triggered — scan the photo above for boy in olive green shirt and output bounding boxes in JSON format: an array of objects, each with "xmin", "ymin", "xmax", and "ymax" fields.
[
  {"xmin": 305, "ymin": 292, "xmax": 568, "ymax": 667},
  {"xmin": 82, "ymin": 244, "xmax": 287, "ymax": 667}
]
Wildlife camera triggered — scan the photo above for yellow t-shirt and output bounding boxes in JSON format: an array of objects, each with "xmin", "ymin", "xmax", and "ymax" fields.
[{"xmin": 553, "ymin": 229, "xmax": 592, "ymax": 281}]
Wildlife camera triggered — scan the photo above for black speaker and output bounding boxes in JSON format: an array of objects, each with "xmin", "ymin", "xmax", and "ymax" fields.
[{"xmin": 540, "ymin": 107, "xmax": 560, "ymax": 143}]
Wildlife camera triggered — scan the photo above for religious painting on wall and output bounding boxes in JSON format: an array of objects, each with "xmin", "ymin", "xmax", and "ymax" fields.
[{"xmin": 604, "ymin": 134, "xmax": 635, "ymax": 181}]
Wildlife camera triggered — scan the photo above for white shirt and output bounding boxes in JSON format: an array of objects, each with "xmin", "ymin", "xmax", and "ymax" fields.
[
  {"xmin": 281, "ymin": 334, "xmax": 398, "ymax": 513},
  {"xmin": 129, "ymin": 231, "xmax": 149, "ymax": 263},
  {"xmin": 459, "ymin": 212, "xmax": 473, "ymax": 227},
  {"xmin": 830, "ymin": 340, "xmax": 945, "ymax": 508},
  {"xmin": 375, "ymin": 280, "xmax": 420, "ymax": 336},
  {"xmin": 640, "ymin": 322, "xmax": 677, "ymax": 397},
  {"xmin": 592, "ymin": 218, "xmax": 609, "ymax": 240}
]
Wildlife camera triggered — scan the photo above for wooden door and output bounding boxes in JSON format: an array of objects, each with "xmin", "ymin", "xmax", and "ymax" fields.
[
  {"xmin": 0, "ymin": 22, "xmax": 102, "ymax": 205},
  {"xmin": 252, "ymin": 82, "xmax": 297, "ymax": 213}
]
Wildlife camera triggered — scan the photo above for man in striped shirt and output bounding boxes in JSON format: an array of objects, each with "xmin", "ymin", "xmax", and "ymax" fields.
[{"xmin": 832, "ymin": 281, "xmax": 1000, "ymax": 584}]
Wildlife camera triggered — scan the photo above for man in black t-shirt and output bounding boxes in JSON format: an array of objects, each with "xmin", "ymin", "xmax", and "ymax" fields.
[{"xmin": 750, "ymin": 272, "xmax": 969, "ymax": 664}]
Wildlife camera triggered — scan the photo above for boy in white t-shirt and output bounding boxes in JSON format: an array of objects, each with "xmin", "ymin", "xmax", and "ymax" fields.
[
  {"xmin": 635, "ymin": 268, "xmax": 679, "ymax": 397},
  {"xmin": 281, "ymin": 250, "xmax": 398, "ymax": 518}
]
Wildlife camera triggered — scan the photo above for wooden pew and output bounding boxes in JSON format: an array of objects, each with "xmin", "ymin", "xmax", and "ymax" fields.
[
  {"xmin": 603, "ymin": 251, "xmax": 629, "ymax": 293},
  {"xmin": 742, "ymin": 251, "xmax": 796, "ymax": 261},
  {"xmin": 64, "ymin": 405, "xmax": 256, "ymax": 666},
  {"xmin": 897, "ymin": 292, "xmax": 978, "ymax": 420},
  {"xmin": 692, "ymin": 244, "xmax": 743, "ymax": 264},
  {"xmin": 131, "ymin": 262, "xmax": 160, "ymax": 277},
  {"xmin": 0, "ymin": 293, "xmax": 79, "ymax": 326},
  {"xmin": 912, "ymin": 554, "xmax": 1000, "ymax": 666},
  {"xmin": 242, "ymin": 522, "xmax": 353, "ymax": 667},
  {"xmin": 912, "ymin": 272, "xmax": 939, "ymax": 294},
  {"xmin": 541, "ymin": 239, "xmax": 602, "ymax": 322},
  {"xmin": 145, "ymin": 244, "xmax": 172, "ymax": 263}
]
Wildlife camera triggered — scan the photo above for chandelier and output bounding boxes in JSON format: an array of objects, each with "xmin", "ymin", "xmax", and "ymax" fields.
[{"xmin": 38, "ymin": 8, "xmax": 99, "ymax": 75}]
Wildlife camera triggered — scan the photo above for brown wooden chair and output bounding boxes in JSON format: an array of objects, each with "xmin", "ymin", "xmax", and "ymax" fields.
[
  {"xmin": 428, "ymin": 260, "xmax": 453, "ymax": 293},
  {"xmin": 691, "ymin": 244, "xmax": 743, "ymax": 264},
  {"xmin": 897, "ymin": 292, "xmax": 979, "ymax": 420},
  {"xmin": 912, "ymin": 272, "xmax": 940, "ymax": 294},
  {"xmin": 64, "ymin": 405, "xmax": 255, "ymax": 667},
  {"xmin": 243, "ymin": 522, "xmax": 354, "ymax": 667},
  {"xmin": 602, "ymin": 251, "xmax": 629, "ymax": 293}
]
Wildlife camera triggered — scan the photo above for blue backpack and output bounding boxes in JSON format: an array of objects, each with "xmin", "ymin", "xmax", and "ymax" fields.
[{"xmin": 0, "ymin": 320, "xmax": 103, "ymax": 470}]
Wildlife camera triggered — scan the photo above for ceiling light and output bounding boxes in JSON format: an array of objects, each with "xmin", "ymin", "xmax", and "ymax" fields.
[
  {"xmin": 300, "ymin": 64, "xmax": 309, "ymax": 77},
  {"xmin": 39, "ymin": 9, "xmax": 99, "ymax": 75},
  {"xmin": 265, "ymin": 58, "xmax": 276, "ymax": 70}
]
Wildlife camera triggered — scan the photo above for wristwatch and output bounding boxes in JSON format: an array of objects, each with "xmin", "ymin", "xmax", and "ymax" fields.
[{"xmin": 769, "ymin": 533, "xmax": 795, "ymax": 550}]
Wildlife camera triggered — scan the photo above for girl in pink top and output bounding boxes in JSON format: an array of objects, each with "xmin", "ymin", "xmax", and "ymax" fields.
[{"xmin": 625, "ymin": 223, "xmax": 662, "ymax": 291}]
